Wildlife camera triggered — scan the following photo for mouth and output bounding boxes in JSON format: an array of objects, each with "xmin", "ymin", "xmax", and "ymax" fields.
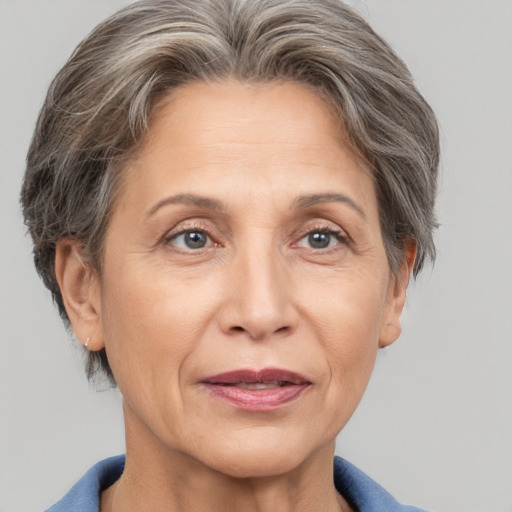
[{"xmin": 200, "ymin": 368, "xmax": 312, "ymax": 411}]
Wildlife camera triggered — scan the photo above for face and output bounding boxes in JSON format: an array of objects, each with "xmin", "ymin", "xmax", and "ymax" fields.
[{"xmin": 72, "ymin": 80, "xmax": 410, "ymax": 477}]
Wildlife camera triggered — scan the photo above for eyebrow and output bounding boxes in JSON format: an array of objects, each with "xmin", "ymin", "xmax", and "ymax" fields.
[
  {"xmin": 146, "ymin": 192, "xmax": 366, "ymax": 219},
  {"xmin": 294, "ymin": 193, "xmax": 366, "ymax": 219},
  {"xmin": 146, "ymin": 194, "xmax": 225, "ymax": 217}
]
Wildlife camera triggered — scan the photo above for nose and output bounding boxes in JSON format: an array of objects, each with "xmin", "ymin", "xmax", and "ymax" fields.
[{"xmin": 217, "ymin": 242, "xmax": 299, "ymax": 341}]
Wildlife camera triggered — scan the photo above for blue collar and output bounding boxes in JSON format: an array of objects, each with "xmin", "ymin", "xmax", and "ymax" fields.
[{"xmin": 46, "ymin": 455, "xmax": 428, "ymax": 512}]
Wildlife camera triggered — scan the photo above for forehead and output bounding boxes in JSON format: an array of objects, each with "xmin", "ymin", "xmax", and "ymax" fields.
[
  {"xmin": 119, "ymin": 79, "xmax": 377, "ymax": 219},
  {"xmin": 148, "ymin": 79, "xmax": 345, "ymax": 146}
]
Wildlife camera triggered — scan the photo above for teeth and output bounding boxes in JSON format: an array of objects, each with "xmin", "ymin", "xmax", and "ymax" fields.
[{"xmin": 233, "ymin": 381, "xmax": 286, "ymax": 390}]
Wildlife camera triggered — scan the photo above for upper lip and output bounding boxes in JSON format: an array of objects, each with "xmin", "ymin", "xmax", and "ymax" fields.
[{"xmin": 201, "ymin": 368, "xmax": 311, "ymax": 385}]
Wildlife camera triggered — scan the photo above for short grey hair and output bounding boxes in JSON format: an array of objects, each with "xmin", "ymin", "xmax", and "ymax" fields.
[{"xmin": 21, "ymin": 0, "xmax": 440, "ymax": 384}]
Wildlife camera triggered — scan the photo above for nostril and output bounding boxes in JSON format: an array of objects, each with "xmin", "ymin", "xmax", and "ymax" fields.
[{"xmin": 229, "ymin": 325, "xmax": 290, "ymax": 336}]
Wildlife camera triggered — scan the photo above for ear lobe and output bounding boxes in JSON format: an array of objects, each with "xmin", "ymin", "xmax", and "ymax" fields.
[
  {"xmin": 378, "ymin": 240, "xmax": 417, "ymax": 348},
  {"xmin": 54, "ymin": 240, "xmax": 104, "ymax": 351}
]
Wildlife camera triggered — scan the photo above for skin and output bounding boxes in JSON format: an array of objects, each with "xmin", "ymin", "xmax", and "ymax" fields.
[{"xmin": 56, "ymin": 80, "xmax": 414, "ymax": 512}]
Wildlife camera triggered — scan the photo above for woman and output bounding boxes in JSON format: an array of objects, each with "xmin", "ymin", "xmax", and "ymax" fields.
[{"xmin": 20, "ymin": 0, "xmax": 439, "ymax": 510}]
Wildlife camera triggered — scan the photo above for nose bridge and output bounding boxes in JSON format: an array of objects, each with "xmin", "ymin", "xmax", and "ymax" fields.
[{"xmin": 221, "ymin": 231, "xmax": 297, "ymax": 340}]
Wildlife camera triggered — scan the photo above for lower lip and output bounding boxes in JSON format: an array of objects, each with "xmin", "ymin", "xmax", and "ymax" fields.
[{"xmin": 202, "ymin": 383, "xmax": 310, "ymax": 411}]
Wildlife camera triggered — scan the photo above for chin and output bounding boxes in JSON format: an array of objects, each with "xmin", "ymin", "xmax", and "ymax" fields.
[
  {"xmin": 194, "ymin": 433, "xmax": 328, "ymax": 479},
  {"xmin": 210, "ymin": 454, "xmax": 305, "ymax": 479}
]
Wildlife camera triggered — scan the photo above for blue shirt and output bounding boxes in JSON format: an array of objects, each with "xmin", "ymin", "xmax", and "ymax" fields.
[{"xmin": 45, "ymin": 455, "xmax": 428, "ymax": 511}]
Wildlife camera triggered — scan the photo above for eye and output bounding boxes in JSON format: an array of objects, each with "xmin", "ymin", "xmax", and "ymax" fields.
[
  {"xmin": 168, "ymin": 229, "xmax": 210, "ymax": 250},
  {"xmin": 296, "ymin": 228, "xmax": 345, "ymax": 250}
]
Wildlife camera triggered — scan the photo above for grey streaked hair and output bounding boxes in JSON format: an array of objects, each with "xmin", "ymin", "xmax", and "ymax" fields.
[{"xmin": 21, "ymin": 0, "xmax": 440, "ymax": 384}]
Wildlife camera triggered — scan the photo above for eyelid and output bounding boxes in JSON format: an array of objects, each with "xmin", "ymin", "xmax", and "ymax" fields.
[
  {"xmin": 160, "ymin": 218, "xmax": 350, "ymax": 252},
  {"xmin": 291, "ymin": 222, "xmax": 351, "ymax": 251},
  {"xmin": 293, "ymin": 221, "xmax": 349, "ymax": 241},
  {"xmin": 162, "ymin": 220, "xmax": 219, "ymax": 250}
]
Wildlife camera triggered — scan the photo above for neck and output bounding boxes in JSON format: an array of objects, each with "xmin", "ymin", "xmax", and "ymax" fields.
[{"xmin": 101, "ymin": 406, "xmax": 351, "ymax": 512}]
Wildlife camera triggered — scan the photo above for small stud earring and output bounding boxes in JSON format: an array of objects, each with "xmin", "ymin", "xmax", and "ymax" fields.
[{"xmin": 84, "ymin": 337, "xmax": 90, "ymax": 349}]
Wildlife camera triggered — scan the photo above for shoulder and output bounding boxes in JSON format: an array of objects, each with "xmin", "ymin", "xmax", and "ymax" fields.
[
  {"xmin": 333, "ymin": 457, "xmax": 429, "ymax": 512},
  {"xmin": 45, "ymin": 455, "xmax": 125, "ymax": 512}
]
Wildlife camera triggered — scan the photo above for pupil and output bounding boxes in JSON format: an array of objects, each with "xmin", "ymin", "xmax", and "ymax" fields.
[
  {"xmin": 309, "ymin": 232, "xmax": 330, "ymax": 249},
  {"xmin": 185, "ymin": 231, "xmax": 207, "ymax": 249}
]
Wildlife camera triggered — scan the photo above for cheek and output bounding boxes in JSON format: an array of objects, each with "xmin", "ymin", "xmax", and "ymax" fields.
[
  {"xmin": 299, "ymin": 267, "xmax": 387, "ymax": 398},
  {"xmin": 99, "ymin": 261, "xmax": 219, "ymax": 385},
  {"xmin": 320, "ymin": 309, "xmax": 379, "ymax": 391},
  {"xmin": 301, "ymin": 263, "xmax": 389, "ymax": 342}
]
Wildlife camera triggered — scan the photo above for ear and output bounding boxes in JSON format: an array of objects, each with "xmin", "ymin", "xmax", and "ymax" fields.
[
  {"xmin": 54, "ymin": 240, "xmax": 104, "ymax": 351},
  {"xmin": 378, "ymin": 240, "xmax": 416, "ymax": 348}
]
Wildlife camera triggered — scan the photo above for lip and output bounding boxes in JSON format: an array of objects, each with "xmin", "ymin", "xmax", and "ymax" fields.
[{"xmin": 200, "ymin": 368, "xmax": 312, "ymax": 411}]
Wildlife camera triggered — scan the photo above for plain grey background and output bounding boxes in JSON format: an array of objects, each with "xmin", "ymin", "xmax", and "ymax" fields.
[{"xmin": 1, "ymin": 1, "xmax": 511, "ymax": 511}]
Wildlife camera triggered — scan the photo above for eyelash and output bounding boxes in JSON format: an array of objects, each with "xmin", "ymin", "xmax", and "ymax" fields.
[
  {"xmin": 294, "ymin": 224, "xmax": 349, "ymax": 252},
  {"xmin": 162, "ymin": 222, "xmax": 349, "ymax": 253},
  {"xmin": 163, "ymin": 221, "xmax": 218, "ymax": 252}
]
